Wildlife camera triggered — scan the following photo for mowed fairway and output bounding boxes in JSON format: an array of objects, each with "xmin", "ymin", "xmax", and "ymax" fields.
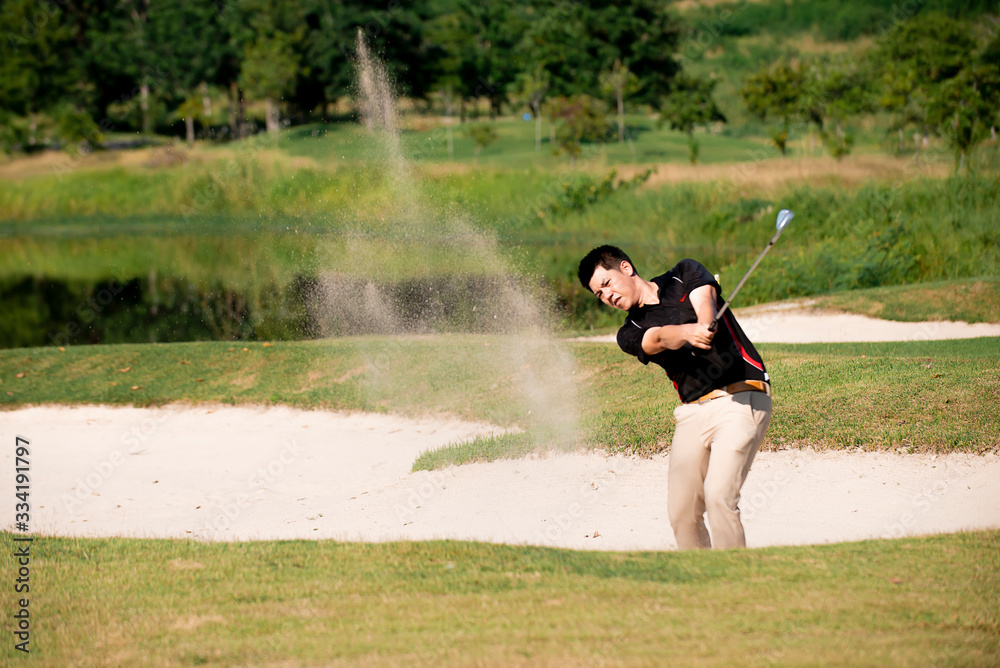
[{"xmin": 0, "ymin": 531, "xmax": 997, "ymax": 666}]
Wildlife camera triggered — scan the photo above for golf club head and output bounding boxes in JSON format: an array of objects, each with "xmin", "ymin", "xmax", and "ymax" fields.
[{"xmin": 776, "ymin": 209, "xmax": 794, "ymax": 231}]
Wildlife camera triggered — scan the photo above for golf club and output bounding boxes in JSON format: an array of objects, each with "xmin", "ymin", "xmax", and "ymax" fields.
[{"xmin": 707, "ymin": 208, "xmax": 794, "ymax": 332}]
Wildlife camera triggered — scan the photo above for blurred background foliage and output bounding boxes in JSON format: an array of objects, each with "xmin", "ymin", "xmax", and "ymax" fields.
[{"xmin": 1, "ymin": 0, "xmax": 998, "ymax": 347}]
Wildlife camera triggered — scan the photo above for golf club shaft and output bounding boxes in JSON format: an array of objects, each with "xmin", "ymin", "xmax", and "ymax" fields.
[{"xmin": 708, "ymin": 226, "xmax": 786, "ymax": 332}]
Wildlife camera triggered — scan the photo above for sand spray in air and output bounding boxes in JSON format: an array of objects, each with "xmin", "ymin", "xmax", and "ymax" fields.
[{"xmin": 307, "ymin": 31, "xmax": 579, "ymax": 448}]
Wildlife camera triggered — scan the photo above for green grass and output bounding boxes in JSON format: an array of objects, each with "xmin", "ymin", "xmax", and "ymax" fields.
[
  {"xmin": 0, "ymin": 156, "xmax": 375, "ymax": 222},
  {"xmin": 0, "ymin": 336, "xmax": 552, "ymax": 427},
  {"xmin": 762, "ymin": 338, "xmax": 1000, "ymax": 453},
  {"xmin": 812, "ymin": 277, "xmax": 1000, "ymax": 323},
  {"xmin": 0, "ymin": 119, "xmax": 770, "ymax": 222},
  {"xmin": 1, "ymin": 530, "xmax": 996, "ymax": 666},
  {"xmin": 2, "ymin": 337, "xmax": 998, "ymax": 468},
  {"xmin": 282, "ymin": 116, "xmax": 773, "ymax": 168}
]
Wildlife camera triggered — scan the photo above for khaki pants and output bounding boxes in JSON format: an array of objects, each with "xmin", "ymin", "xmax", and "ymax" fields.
[{"xmin": 668, "ymin": 391, "xmax": 772, "ymax": 550}]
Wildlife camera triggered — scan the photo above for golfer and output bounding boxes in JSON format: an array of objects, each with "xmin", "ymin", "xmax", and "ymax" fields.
[{"xmin": 578, "ymin": 246, "xmax": 772, "ymax": 550}]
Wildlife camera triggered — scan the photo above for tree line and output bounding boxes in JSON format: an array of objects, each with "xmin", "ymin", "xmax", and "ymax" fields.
[
  {"xmin": 0, "ymin": 0, "xmax": 995, "ymax": 170},
  {"xmin": 740, "ymin": 11, "xmax": 999, "ymax": 171},
  {"xmin": 0, "ymin": 0, "xmax": 686, "ymax": 151}
]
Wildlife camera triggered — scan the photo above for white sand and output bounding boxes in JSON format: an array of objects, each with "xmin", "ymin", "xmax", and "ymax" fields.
[
  {"xmin": 574, "ymin": 304, "xmax": 1000, "ymax": 344},
  {"xmin": 3, "ymin": 404, "xmax": 997, "ymax": 550}
]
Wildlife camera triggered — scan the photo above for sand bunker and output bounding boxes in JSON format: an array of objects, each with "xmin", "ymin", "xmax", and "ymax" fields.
[{"xmin": 3, "ymin": 404, "xmax": 997, "ymax": 550}]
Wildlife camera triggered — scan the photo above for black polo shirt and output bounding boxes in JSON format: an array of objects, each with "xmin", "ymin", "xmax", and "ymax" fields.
[{"xmin": 616, "ymin": 258, "xmax": 769, "ymax": 403}]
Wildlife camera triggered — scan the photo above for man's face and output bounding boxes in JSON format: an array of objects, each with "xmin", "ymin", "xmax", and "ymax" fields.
[{"xmin": 588, "ymin": 261, "xmax": 636, "ymax": 311}]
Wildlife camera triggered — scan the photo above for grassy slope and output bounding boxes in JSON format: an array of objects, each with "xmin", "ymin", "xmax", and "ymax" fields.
[
  {"xmin": 1, "ymin": 530, "xmax": 996, "ymax": 666},
  {"xmin": 2, "ymin": 337, "xmax": 998, "ymax": 463},
  {"xmin": 726, "ymin": 278, "xmax": 1000, "ymax": 325},
  {"xmin": 811, "ymin": 277, "xmax": 1000, "ymax": 323}
]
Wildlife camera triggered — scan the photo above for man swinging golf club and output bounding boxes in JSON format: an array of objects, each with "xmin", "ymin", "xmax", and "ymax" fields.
[{"xmin": 577, "ymin": 210, "xmax": 792, "ymax": 549}]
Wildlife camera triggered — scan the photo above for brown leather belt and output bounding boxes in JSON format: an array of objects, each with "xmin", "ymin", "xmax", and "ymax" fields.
[{"xmin": 688, "ymin": 380, "xmax": 771, "ymax": 405}]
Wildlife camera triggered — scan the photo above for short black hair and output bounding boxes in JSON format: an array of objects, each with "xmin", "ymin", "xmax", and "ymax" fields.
[{"xmin": 577, "ymin": 245, "xmax": 636, "ymax": 291}]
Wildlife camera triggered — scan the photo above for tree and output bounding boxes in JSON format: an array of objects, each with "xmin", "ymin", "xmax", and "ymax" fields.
[
  {"xmin": 917, "ymin": 17, "xmax": 997, "ymax": 171},
  {"xmin": 548, "ymin": 95, "xmax": 609, "ymax": 164},
  {"xmin": 977, "ymin": 33, "xmax": 1000, "ymax": 137},
  {"xmin": 659, "ymin": 74, "xmax": 726, "ymax": 165},
  {"xmin": 296, "ymin": 0, "xmax": 442, "ymax": 117},
  {"xmin": 928, "ymin": 60, "xmax": 998, "ymax": 172},
  {"xmin": 83, "ymin": 0, "xmax": 234, "ymax": 140},
  {"xmin": 223, "ymin": 0, "xmax": 306, "ymax": 139},
  {"xmin": 875, "ymin": 60, "xmax": 929, "ymax": 155},
  {"xmin": 145, "ymin": 1, "xmax": 235, "ymax": 131},
  {"xmin": 801, "ymin": 56, "xmax": 874, "ymax": 160},
  {"xmin": 438, "ymin": 84, "xmax": 460, "ymax": 157},
  {"xmin": 873, "ymin": 12, "xmax": 977, "ymax": 159},
  {"xmin": 466, "ymin": 122, "xmax": 498, "ymax": 163},
  {"xmin": 522, "ymin": 0, "xmax": 682, "ymax": 105},
  {"xmin": 0, "ymin": 0, "xmax": 83, "ymax": 148},
  {"xmin": 509, "ymin": 65, "xmax": 551, "ymax": 152},
  {"xmin": 53, "ymin": 103, "xmax": 103, "ymax": 155},
  {"xmin": 876, "ymin": 12, "xmax": 973, "ymax": 86},
  {"xmin": 740, "ymin": 61, "xmax": 803, "ymax": 157},
  {"xmin": 426, "ymin": 9, "xmax": 466, "ymax": 156},
  {"xmin": 599, "ymin": 59, "xmax": 640, "ymax": 143},
  {"xmin": 450, "ymin": 1, "xmax": 523, "ymax": 119},
  {"xmin": 238, "ymin": 34, "xmax": 300, "ymax": 138},
  {"xmin": 175, "ymin": 92, "xmax": 207, "ymax": 147},
  {"xmin": 296, "ymin": 0, "xmax": 353, "ymax": 115},
  {"xmin": 89, "ymin": 0, "xmax": 156, "ymax": 135}
]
